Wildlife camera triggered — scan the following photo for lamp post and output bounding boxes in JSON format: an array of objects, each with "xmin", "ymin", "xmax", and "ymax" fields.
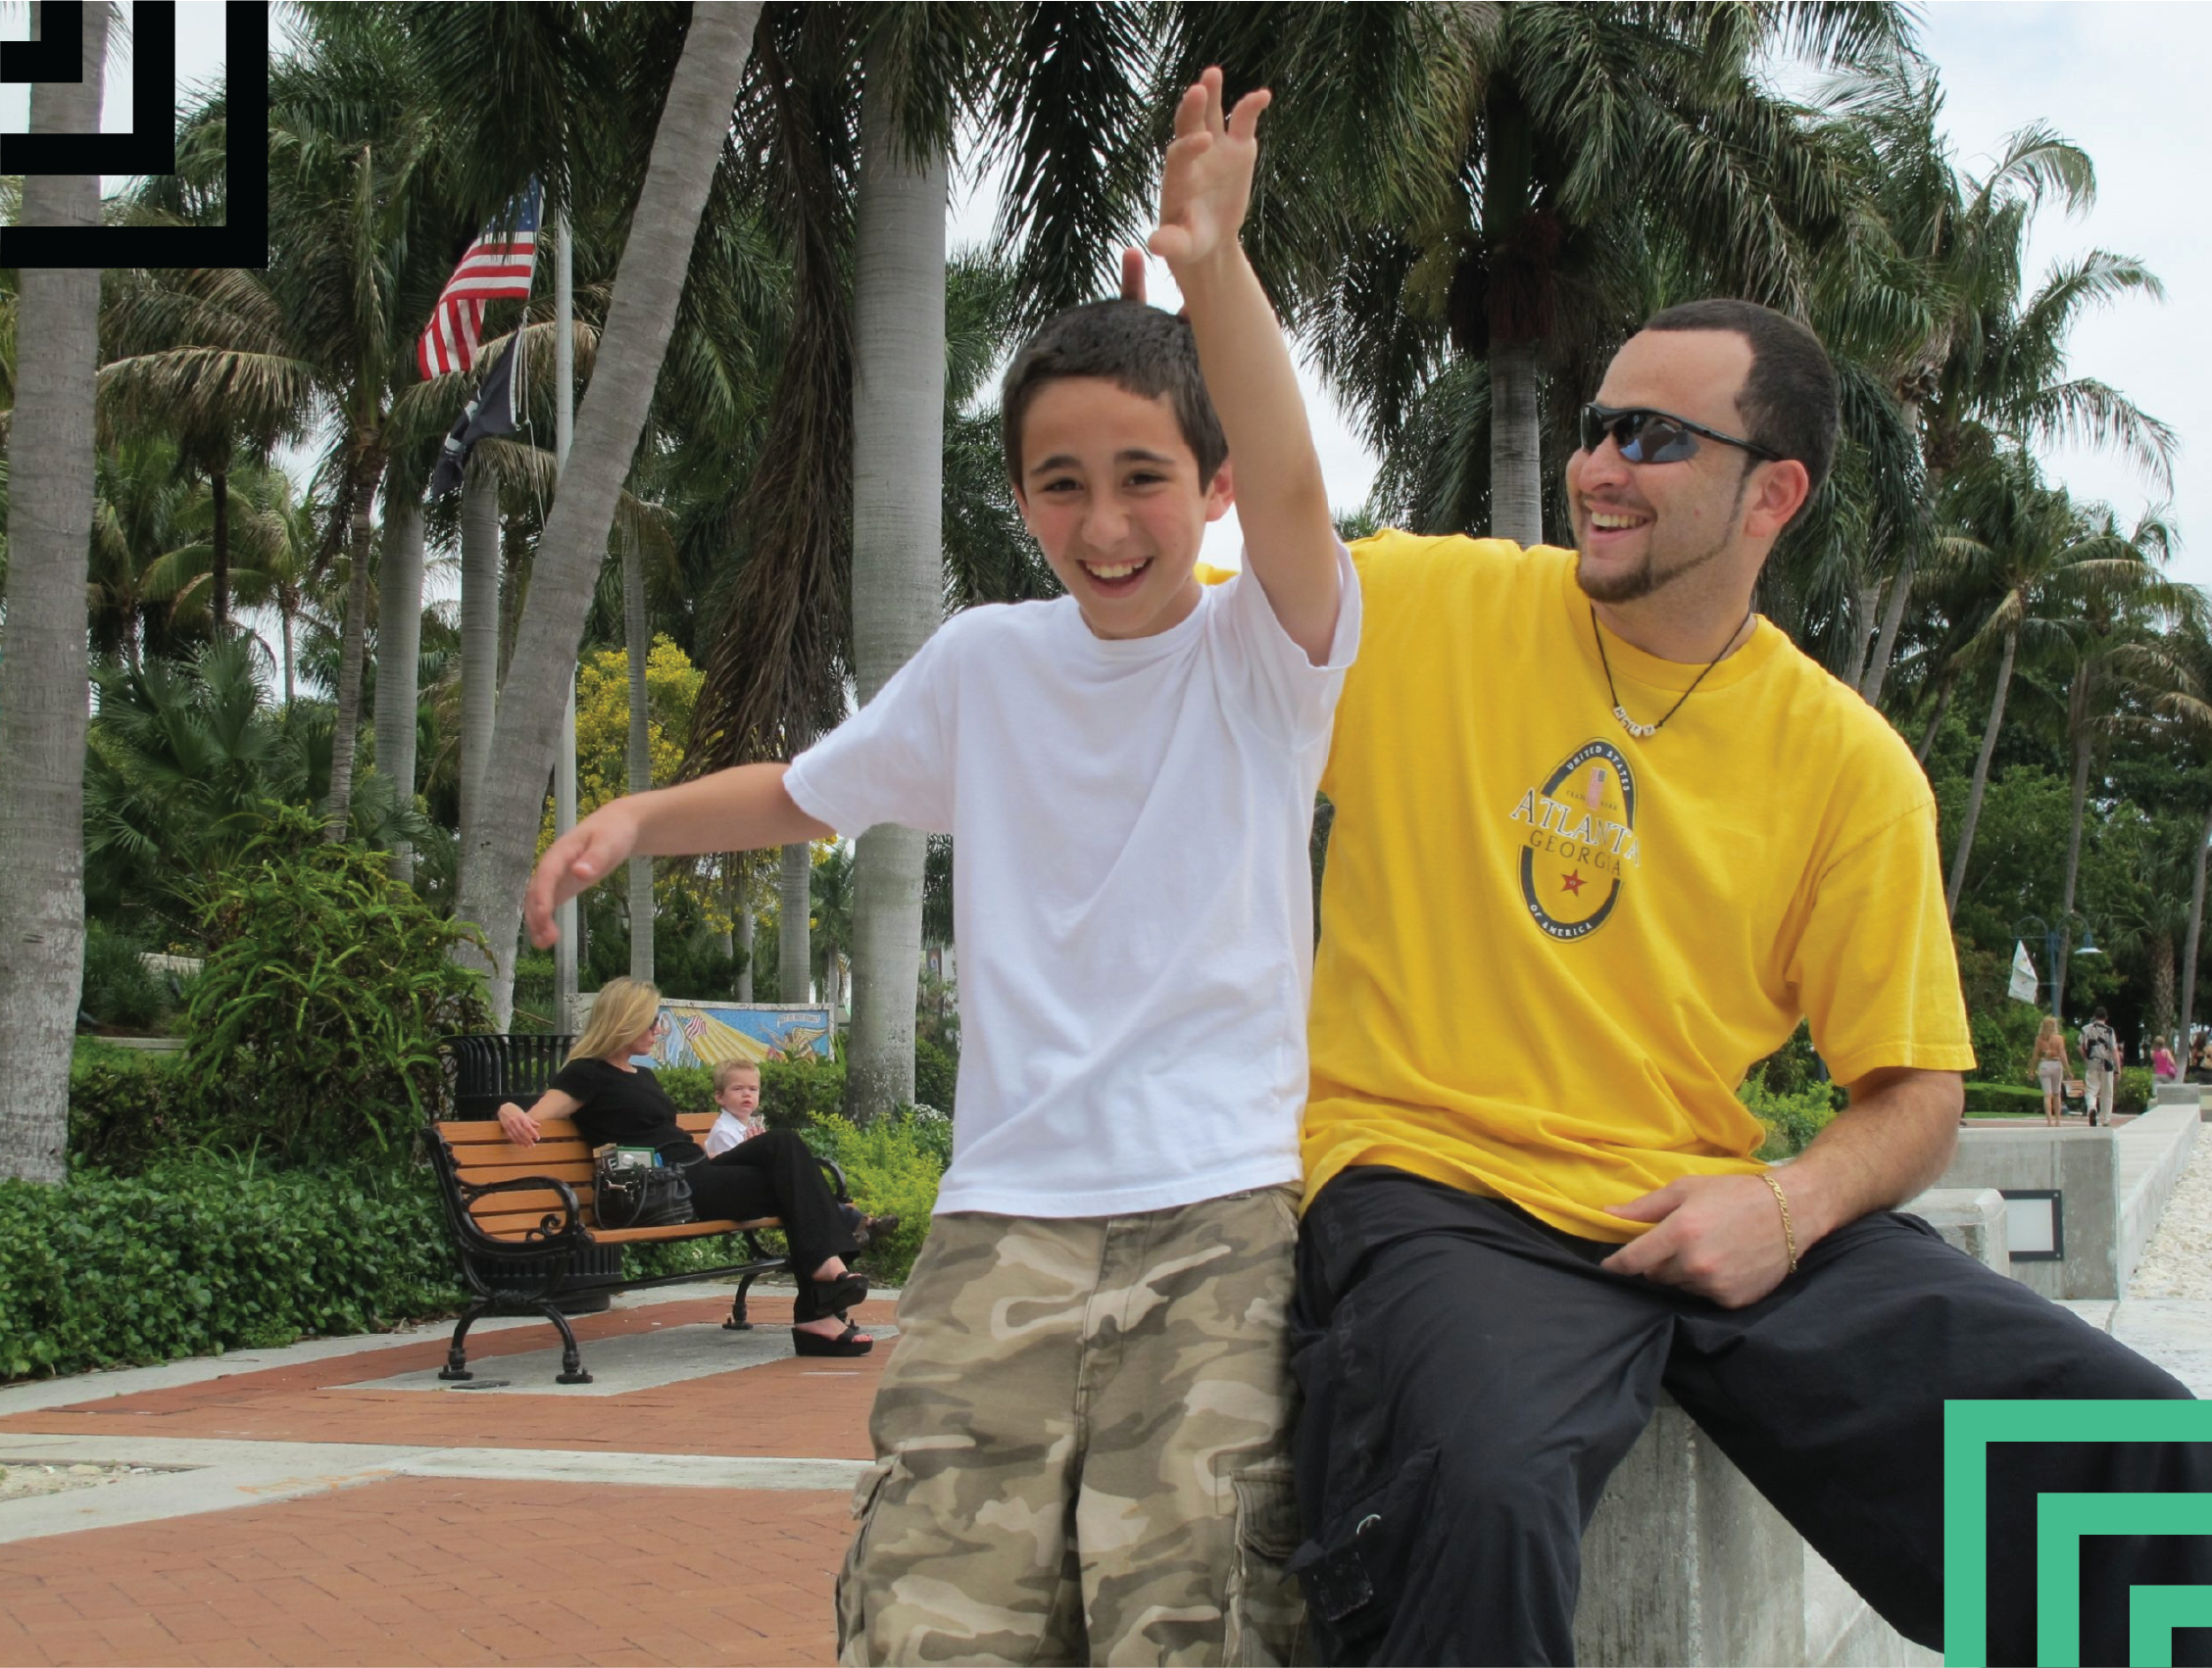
[{"xmin": 2010, "ymin": 912, "xmax": 2102, "ymax": 1018}]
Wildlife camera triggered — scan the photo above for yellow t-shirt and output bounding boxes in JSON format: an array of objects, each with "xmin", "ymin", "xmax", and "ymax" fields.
[{"xmin": 1303, "ymin": 531, "xmax": 1976, "ymax": 1241}]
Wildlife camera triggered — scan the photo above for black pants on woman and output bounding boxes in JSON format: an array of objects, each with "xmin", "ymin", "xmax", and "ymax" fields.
[
  {"xmin": 1289, "ymin": 1166, "xmax": 2211, "ymax": 1667},
  {"xmin": 681, "ymin": 1129, "xmax": 858, "ymax": 1320}
]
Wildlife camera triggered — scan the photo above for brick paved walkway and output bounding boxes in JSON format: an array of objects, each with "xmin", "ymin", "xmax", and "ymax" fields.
[{"xmin": 0, "ymin": 1288, "xmax": 894, "ymax": 1667}]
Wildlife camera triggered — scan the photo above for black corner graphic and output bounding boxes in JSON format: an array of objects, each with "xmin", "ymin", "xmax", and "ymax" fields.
[{"xmin": 2, "ymin": 2, "xmax": 268, "ymax": 270}]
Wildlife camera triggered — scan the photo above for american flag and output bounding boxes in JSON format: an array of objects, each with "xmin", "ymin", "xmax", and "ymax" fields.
[{"xmin": 417, "ymin": 181, "xmax": 542, "ymax": 380}]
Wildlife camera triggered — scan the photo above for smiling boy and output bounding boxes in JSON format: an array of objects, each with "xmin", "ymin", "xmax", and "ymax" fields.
[{"xmin": 525, "ymin": 71, "xmax": 1353, "ymax": 1665}]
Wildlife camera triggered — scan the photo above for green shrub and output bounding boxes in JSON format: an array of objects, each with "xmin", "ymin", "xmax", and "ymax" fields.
[
  {"xmin": 78, "ymin": 920, "xmax": 177, "ymax": 1031},
  {"xmin": 1740, "ymin": 1076, "xmax": 1840, "ymax": 1161},
  {"xmin": 1962, "ymin": 1081, "xmax": 2048, "ymax": 1116},
  {"xmin": 2116, "ymin": 1065, "xmax": 2153, "ymax": 1117},
  {"xmin": 181, "ymin": 804, "xmax": 490, "ymax": 1163},
  {"xmin": 1967, "ymin": 1003, "xmax": 2046, "ymax": 1085},
  {"xmin": 801, "ymin": 1111, "xmax": 945, "ymax": 1284},
  {"xmin": 762, "ymin": 1054, "xmax": 847, "ymax": 1129},
  {"xmin": 913, "ymin": 1036, "xmax": 958, "ymax": 1116},
  {"xmin": 0, "ymin": 1156, "xmax": 463, "ymax": 1382},
  {"xmin": 68, "ymin": 1039, "xmax": 220, "ymax": 1172}
]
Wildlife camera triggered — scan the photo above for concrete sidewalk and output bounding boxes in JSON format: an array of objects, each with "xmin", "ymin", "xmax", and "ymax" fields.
[
  {"xmin": 6, "ymin": 1278, "xmax": 2212, "ymax": 1667},
  {"xmin": 0, "ymin": 1284, "xmax": 896, "ymax": 1667}
]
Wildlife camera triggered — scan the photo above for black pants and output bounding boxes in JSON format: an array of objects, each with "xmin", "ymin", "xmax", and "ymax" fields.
[
  {"xmin": 1290, "ymin": 1167, "xmax": 2210, "ymax": 1667},
  {"xmin": 682, "ymin": 1129, "xmax": 856, "ymax": 1318}
]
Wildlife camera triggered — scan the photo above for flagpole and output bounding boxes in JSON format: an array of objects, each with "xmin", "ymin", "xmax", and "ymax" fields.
[{"xmin": 554, "ymin": 209, "xmax": 580, "ymax": 1034}]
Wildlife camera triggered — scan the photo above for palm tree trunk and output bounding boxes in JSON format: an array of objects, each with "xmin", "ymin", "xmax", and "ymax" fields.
[
  {"xmin": 2182, "ymin": 802, "xmax": 2212, "ymax": 1054},
  {"xmin": 0, "ymin": 0, "xmax": 107, "ymax": 1184},
  {"xmin": 458, "ymin": 461, "xmax": 499, "ymax": 860},
  {"xmin": 2052, "ymin": 671, "xmax": 2094, "ymax": 1011},
  {"xmin": 779, "ymin": 842, "xmax": 812, "ymax": 1004},
  {"xmin": 2150, "ymin": 933, "xmax": 2178, "ymax": 1054},
  {"xmin": 737, "ymin": 892, "xmax": 755, "ymax": 1002},
  {"xmin": 1944, "ymin": 626, "xmax": 2018, "ymax": 919},
  {"xmin": 210, "ymin": 467, "xmax": 231, "ymax": 635},
  {"xmin": 322, "ymin": 460, "xmax": 377, "ymax": 841},
  {"xmin": 279, "ymin": 604, "xmax": 296, "ymax": 710},
  {"xmin": 372, "ymin": 471, "xmax": 426, "ymax": 881},
  {"xmin": 845, "ymin": 66, "xmax": 948, "ymax": 1125},
  {"xmin": 1844, "ymin": 581, "xmax": 1883, "ymax": 690},
  {"xmin": 1489, "ymin": 338, "xmax": 1543, "ymax": 546},
  {"xmin": 621, "ymin": 523, "xmax": 654, "ymax": 982},
  {"xmin": 1915, "ymin": 666, "xmax": 1957, "ymax": 764},
  {"xmin": 1861, "ymin": 547, "xmax": 1917, "ymax": 706},
  {"xmin": 451, "ymin": 1, "xmax": 763, "ymax": 1027}
]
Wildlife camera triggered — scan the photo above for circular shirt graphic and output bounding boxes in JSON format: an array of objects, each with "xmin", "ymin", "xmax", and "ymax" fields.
[{"xmin": 1516, "ymin": 740, "xmax": 1638, "ymax": 941}]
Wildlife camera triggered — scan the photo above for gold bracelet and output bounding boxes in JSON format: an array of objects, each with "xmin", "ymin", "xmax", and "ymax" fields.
[{"xmin": 1760, "ymin": 1172, "xmax": 1799, "ymax": 1274}]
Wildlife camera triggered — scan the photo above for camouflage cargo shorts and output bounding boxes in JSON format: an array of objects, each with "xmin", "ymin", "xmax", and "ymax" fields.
[{"xmin": 835, "ymin": 1185, "xmax": 1306, "ymax": 1666}]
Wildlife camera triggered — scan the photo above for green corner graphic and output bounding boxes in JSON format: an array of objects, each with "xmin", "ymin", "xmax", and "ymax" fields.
[{"xmin": 1944, "ymin": 1400, "xmax": 2212, "ymax": 1667}]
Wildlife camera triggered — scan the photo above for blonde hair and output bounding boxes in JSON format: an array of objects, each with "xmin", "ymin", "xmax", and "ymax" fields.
[
  {"xmin": 568, "ymin": 977, "xmax": 662, "ymax": 1065},
  {"xmin": 2036, "ymin": 1015, "xmax": 2060, "ymax": 1046},
  {"xmin": 713, "ymin": 1057, "xmax": 762, "ymax": 1094}
]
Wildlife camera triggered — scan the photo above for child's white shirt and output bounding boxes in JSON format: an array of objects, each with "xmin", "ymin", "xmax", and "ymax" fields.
[
  {"xmin": 703, "ymin": 1110, "xmax": 759, "ymax": 1157},
  {"xmin": 785, "ymin": 547, "xmax": 1360, "ymax": 1216}
]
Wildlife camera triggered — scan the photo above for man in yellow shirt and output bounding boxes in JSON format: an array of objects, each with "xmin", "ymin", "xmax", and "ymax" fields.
[{"xmin": 1288, "ymin": 301, "xmax": 2207, "ymax": 1666}]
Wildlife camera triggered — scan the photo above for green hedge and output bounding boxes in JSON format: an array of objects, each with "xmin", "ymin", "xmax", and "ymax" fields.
[
  {"xmin": 1962, "ymin": 1081, "xmax": 2048, "ymax": 1115},
  {"xmin": 0, "ymin": 1157, "xmax": 463, "ymax": 1383},
  {"xmin": 801, "ymin": 1111, "xmax": 947, "ymax": 1284}
]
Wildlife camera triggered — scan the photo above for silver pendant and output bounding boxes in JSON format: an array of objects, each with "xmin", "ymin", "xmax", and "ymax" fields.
[{"xmin": 1613, "ymin": 706, "xmax": 1656, "ymax": 740}]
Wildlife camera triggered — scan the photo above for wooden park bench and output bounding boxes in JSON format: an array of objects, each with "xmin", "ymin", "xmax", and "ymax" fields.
[{"xmin": 426, "ymin": 1036, "xmax": 849, "ymax": 1385}]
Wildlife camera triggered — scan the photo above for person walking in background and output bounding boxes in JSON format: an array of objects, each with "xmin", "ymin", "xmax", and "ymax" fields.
[
  {"xmin": 2079, "ymin": 1007, "xmax": 2121, "ymax": 1126},
  {"xmin": 2152, "ymin": 1039, "xmax": 2180, "ymax": 1084},
  {"xmin": 2031, "ymin": 1014, "xmax": 2072, "ymax": 1125},
  {"xmin": 2191, "ymin": 1031, "xmax": 2212, "ymax": 1084}
]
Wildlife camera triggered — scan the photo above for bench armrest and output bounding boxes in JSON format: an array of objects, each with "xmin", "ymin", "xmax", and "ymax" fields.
[
  {"xmin": 817, "ymin": 1155, "xmax": 850, "ymax": 1203},
  {"xmin": 456, "ymin": 1173, "xmax": 586, "ymax": 1251}
]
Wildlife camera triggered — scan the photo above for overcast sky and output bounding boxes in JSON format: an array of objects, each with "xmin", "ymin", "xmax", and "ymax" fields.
[{"xmin": 7, "ymin": 2, "xmax": 2196, "ymax": 596}]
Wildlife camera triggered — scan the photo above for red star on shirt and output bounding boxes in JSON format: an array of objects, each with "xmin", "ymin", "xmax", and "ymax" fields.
[{"xmin": 1560, "ymin": 870, "xmax": 1588, "ymax": 896}]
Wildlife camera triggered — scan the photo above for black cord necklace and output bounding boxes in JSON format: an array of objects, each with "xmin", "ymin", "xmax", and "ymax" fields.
[{"xmin": 1591, "ymin": 603, "xmax": 1754, "ymax": 739}]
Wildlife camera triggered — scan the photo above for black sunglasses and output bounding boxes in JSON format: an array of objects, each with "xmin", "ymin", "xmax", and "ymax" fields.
[{"xmin": 1579, "ymin": 403, "xmax": 1781, "ymax": 466}]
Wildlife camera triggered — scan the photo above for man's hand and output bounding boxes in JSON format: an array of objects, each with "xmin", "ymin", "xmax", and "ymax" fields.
[
  {"xmin": 1119, "ymin": 246, "xmax": 1147, "ymax": 306},
  {"xmin": 524, "ymin": 801, "xmax": 641, "ymax": 948},
  {"xmin": 1149, "ymin": 68, "xmax": 1270, "ymax": 274},
  {"xmin": 497, "ymin": 1102, "xmax": 541, "ymax": 1148},
  {"xmin": 1599, "ymin": 1173, "xmax": 1794, "ymax": 1308}
]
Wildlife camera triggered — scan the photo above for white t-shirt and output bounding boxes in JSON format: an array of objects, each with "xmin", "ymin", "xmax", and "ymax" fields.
[
  {"xmin": 703, "ymin": 1110, "xmax": 760, "ymax": 1156},
  {"xmin": 784, "ymin": 549, "xmax": 1360, "ymax": 1216}
]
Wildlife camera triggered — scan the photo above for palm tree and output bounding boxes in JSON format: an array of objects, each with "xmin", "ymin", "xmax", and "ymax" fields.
[
  {"xmin": 1854, "ymin": 108, "xmax": 2174, "ymax": 708},
  {"xmin": 2045, "ymin": 551, "xmax": 2202, "ymax": 1009},
  {"xmin": 1937, "ymin": 452, "xmax": 2162, "ymax": 919},
  {"xmin": 0, "ymin": 0, "xmax": 110, "ymax": 1183},
  {"xmin": 1217, "ymin": 3, "xmax": 1908, "ymax": 546},
  {"xmin": 370, "ymin": 456, "xmax": 431, "ymax": 881},
  {"xmin": 453, "ymin": 2, "xmax": 767, "ymax": 1026},
  {"xmin": 844, "ymin": 18, "xmax": 959, "ymax": 1122},
  {"xmin": 2158, "ymin": 615, "xmax": 2212, "ymax": 1055}
]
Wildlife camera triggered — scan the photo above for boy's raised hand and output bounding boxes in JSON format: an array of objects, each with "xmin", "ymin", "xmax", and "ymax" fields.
[{"xmin": 1149, "ymin": 68, "xmax": 1270, "ymax": 273}]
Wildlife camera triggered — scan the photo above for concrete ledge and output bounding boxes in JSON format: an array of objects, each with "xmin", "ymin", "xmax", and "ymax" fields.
[
  {"xmin": 1577, "ymin": 1403, "xmax": 1934, "ymax": 1666},
  {"xmin": 2118, "ymin": 1104, "xmax": 2198, "ymax": 1295},
  {"xmin": 1902, "ymin": 1187, "xmax": 2009, "ymax": 1276},
  {"xmin": 1932, "ymin": 1127, "xmax": 2119, "ymax": 1299}
]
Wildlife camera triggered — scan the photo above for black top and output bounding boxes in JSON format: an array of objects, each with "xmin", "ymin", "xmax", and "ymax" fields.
[{"xmin": 547, "ymin": 1057, "xmax": 706, "ymax": 1163}]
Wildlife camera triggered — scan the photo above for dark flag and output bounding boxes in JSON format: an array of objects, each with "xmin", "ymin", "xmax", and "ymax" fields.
[{"xmin": 430, "ymin": 342, "xmax": 516, "ymax": 499}]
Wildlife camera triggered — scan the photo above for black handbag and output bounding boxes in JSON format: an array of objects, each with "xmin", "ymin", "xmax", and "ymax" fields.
[{"xmin": 593, "ymin": 1151, "xmax": 696, "ymax": 1230}]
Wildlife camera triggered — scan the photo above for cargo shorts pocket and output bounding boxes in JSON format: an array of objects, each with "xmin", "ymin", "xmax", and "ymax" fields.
[
  {"xmin": 1284, "ymin": 1446, "xmax": 1439, "ymax": 1662},
  {"xmin": 1223, "ymin": 1457, "xmax": 1307, "ymax": 1667},
  {"xmin": 834, "ymin": 1459, "xmax": 898, "ymax": 1664}
]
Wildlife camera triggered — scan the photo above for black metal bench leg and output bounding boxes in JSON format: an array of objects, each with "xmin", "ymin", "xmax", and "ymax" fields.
[
  {"xmin": 725, "ymin": 1270, "xmax": 762, "ymax": 1332},
  {"xmin": 542, "ymin": 1302, "xmax": 593, "ymax": 1385},
  {"xmin": 439, "ymin": 1301, "xmax": 490, "ymax": 1381}
]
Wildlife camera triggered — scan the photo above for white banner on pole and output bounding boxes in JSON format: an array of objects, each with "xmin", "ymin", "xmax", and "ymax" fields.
[{"xmin": 2009, "ymin": 940, "xmax": 2040, "ymax": 1005}]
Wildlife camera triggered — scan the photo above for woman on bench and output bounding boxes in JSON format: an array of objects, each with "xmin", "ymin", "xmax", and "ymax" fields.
[{"xmin": 496, "ymin": 977, "xmax": 874, "ymax": 1357}]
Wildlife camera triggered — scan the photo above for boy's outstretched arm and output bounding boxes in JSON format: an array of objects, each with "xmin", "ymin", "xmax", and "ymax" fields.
[
  {"xmin": 1152, "ymin": 68, "xmax": 1340, "ymax": 664},
  {"xmin": 523, "ymin": 764, "xmax": 831, "ymax": 948}
]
